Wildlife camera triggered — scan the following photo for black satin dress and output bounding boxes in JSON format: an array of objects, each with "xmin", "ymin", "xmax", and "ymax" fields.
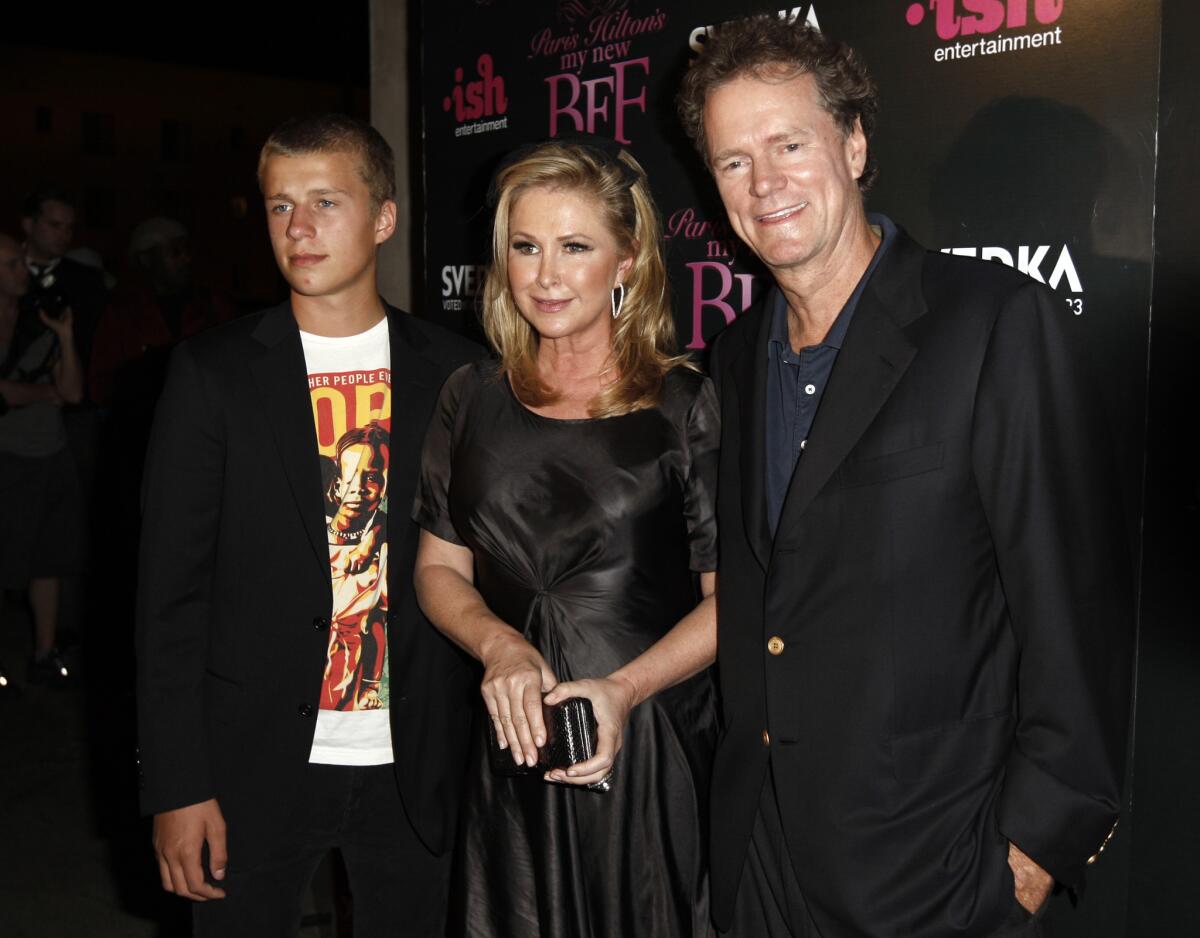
[{"xmin": 414, "ymin": 361, "xmax": 720, "ymax": 938}]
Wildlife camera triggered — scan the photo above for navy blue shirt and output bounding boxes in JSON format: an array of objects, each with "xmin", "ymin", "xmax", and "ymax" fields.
[{"xmin": 765, "ymin": 214, "xmax": 897, "ymax": 535}]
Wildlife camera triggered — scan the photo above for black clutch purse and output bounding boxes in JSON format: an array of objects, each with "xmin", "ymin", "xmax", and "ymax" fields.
[{"xmin": 485, "ymin": 696, "xmax": 612, "ymax": 792}]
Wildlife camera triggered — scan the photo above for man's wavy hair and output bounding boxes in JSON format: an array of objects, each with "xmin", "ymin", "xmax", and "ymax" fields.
[
  {"xmin": 483, "ymin": 141, "xmax": 691, "ymax": 418},
  {"xmin": 677, "ymin": 16, "xmax": 879, "ymax": 192},
  {"xmin": 257, "ymin": 114, "xmax": 396, "ymax": 212}
]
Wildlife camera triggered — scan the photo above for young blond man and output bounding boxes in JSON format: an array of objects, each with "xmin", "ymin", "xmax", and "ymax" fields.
[{"xmin": 137, "ymin": 114, "xmax": 481, "ymax": 937}]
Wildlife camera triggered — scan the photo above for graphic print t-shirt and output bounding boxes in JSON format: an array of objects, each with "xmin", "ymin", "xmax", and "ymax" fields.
[{"xmin": 301, "ymin": 317, "xmax": 393, "ymax": 765}]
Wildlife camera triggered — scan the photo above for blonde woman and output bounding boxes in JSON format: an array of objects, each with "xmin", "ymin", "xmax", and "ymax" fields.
[{"xmin": 413, "ymin": 138, "xmax": 719, "ymax": 937}]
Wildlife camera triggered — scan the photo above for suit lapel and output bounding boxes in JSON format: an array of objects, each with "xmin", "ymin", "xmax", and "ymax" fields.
[
  {"xmin": 384, "ymin": 307, "xmax": 447, "ymax": 602},
  {"xmin": 386, "ymin": 307, "xmax": 444, "ymax": 464},
  {"xmin": 249, "ymin": 304, "xmax": 329, "ymax": 576},
  {"xmin": 771, "ymin": 231, "xmax": 928, "ymax": 542},
  {"xmin": 730, "ymin": 300, "xmax": 774, "ymax": 573}
]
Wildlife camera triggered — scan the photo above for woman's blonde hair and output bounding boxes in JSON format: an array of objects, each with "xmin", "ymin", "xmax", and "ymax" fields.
[{"xmin": 482, "ymin": 140, "xmax": 690, "ymax": 418}]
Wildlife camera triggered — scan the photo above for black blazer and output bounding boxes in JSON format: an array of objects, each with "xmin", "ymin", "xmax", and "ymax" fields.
[
  {"xmin": 135, "ymin": 302, "xmax": 483, "ymax": 864},
  {"xmin": 707, "ymin": 229, "xmax": 1132, "ymax": 936}
]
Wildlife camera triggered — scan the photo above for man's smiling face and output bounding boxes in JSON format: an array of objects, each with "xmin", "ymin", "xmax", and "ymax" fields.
[{"xmin": 704, "ymin": 70, "xmax": 867, "ymax": 277}]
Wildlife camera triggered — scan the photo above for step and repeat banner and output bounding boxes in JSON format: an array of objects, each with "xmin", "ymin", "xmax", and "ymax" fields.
[{"xmin": 418, "ymin": 0, "xmax": 1158, "ymax": 504}]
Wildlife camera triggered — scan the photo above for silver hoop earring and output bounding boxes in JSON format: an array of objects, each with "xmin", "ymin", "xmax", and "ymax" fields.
[{"xmin": 611, "ymin": 283, "xmax": 625, "ymax": 319}]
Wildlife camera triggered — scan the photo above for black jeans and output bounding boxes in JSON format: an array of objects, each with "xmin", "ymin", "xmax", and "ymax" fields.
[{"xmin": 193, "ymin": 763, "xmax": 450, "ymax": 938}]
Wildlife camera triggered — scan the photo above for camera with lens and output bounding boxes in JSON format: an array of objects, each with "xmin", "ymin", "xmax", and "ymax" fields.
[{"xmin": 22, "ymin": 269, "xmax": 70, "ymax": 321}]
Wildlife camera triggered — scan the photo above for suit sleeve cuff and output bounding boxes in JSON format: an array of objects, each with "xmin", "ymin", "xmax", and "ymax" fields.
[
  {"xmin": 996, "ymin": 748, "xmax": 1120, "ymax": 889},
  {"xmin": 137, "ymin": 744, "xmax": 216, "ymax": 818}
]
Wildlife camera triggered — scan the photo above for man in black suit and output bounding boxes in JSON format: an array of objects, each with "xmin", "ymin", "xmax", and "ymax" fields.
[
  {"xmin": 677, "ymin": 18, "xmax": 1132, "ymax": 938},
  {"xmin": 136, "ymin": 114, "xmax": 481, "ymax": 936}
]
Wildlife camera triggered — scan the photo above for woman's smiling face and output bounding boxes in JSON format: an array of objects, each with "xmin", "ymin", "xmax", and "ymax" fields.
[{"xmin": 505, "ymin": 185, "xmax": 633, "ymax": 345}]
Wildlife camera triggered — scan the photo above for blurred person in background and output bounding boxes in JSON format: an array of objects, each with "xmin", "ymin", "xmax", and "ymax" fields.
[
  {"xmin": 21, "ymin": 186, "xmax": 110, "ymax": 654},
  {"xmin": 65, "ymin": 246, "xmax": 117, "ymax": 291},
  {"xmin": 85, "ymin": 219, "xmax": 239, "ymax": 840},
  {"xmin": 90, "ymin": 217, "xmax": 237, "ymax": 408},
  {"xmin": 0, "ymin": 232, "xmax": 84, "ymax": 688}
]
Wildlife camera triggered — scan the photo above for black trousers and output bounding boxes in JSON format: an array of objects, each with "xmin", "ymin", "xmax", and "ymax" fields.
[
  {"xmin": 721, "ymin": 769, "xmax": 820, "ymax": 938},
  {"xmin": 193, "ymin": 763, "xmax": 450, "ymax": 938}
]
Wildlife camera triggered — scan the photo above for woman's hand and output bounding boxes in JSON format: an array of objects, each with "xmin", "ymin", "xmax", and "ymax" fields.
[
  {"xmin": 542, "ymin": 674, "xmax": 639, "ymax": 786},
  {"xmin": 416, "ymin": 530, "xmax": 557, "ymax": 767},
  {"xmin": 479, "ymin": 630, "xmax": 558, "ymax": 767}
]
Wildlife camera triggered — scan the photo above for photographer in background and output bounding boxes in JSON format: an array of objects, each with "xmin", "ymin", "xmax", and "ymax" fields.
[
  {"xmin": 0, "ymin": 232, "xmax": 84, "ymax": 688},
  {"xmin": 21, "ymin": 186, "xmax": 110, "ymax": 656},
  {"xmin": 20, "ymin": 186, "xmax": 107, "ymax": 369}
]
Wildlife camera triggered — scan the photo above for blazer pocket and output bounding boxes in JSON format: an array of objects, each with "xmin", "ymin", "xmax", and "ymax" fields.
[
  {"xmin": 839, "ymin": 441, "xmax": 944, "ymax": 488},
  {"xmin": 890, "ymin": 709, "xmax": 1013, "ymax": 782},
  {"xmin": 203, "ymin": 669, "xmax": 244, "ymax": 726}
]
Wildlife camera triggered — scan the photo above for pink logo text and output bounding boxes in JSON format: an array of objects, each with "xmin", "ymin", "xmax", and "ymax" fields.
[
  {"xmin": 905, "ymin": 0, "xmax": 1064, "ymax": 39},
  {"xmin": 443, "ymin": 54, "xmax": 508, "ymax": 122},
  {"xmin": 546, "ymin": 57, "xmax": 649, "ymax": 145}
]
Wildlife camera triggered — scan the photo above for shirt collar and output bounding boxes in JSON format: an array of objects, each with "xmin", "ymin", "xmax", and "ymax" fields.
[
  {"xmin": 766, "ymin": 212, "xmax": 897, "ymax": 356},
  {"xmin": 766, "ymin": 287, "xmax": 790, "ymax": 350},
  {"xmin": 26, "ymin": 256, "xmax": 61, "ymax": 276}
]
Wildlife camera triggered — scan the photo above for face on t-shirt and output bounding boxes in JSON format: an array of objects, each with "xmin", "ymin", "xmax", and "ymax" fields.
[{"xmin": 330, "ymin": 441, "xmax": 388, "ymax": 530}]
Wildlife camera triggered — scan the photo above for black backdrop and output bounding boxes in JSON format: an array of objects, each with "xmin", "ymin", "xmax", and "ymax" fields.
[
  {"xmin": 419, "ymin": 0, "xmax": 1155, "ymax": 519},
  {"xmin": 413, "ymin": 2, "xmax": 1173, "ymax": 933}
]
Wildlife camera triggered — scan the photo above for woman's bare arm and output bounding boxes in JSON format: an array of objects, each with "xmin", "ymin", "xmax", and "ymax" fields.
[{"xmin": 413, "ymin": 529, "xmax": 558, "ymax": 767}]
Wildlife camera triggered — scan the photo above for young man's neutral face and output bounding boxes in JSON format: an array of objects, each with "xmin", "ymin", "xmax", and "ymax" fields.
[{"xmin": 262, "ymin": 150, "xmax": 395, "ymax": 302}]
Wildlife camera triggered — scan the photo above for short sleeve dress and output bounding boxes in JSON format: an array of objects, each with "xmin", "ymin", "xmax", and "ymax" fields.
[{"xmin": 413, "ymin": 360, "xmax": 720, "ymax": 938}]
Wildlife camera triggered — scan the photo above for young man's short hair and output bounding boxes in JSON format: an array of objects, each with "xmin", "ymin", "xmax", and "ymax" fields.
[{"xmin": 257, "ymin": 114, "xmax": 397, "ymax": 211}]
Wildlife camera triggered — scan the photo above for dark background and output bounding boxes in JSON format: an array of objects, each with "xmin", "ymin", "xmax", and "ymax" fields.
[{"xmin": 1126, "ymin": 0, "xmax": 1200, "ymax": 933}]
